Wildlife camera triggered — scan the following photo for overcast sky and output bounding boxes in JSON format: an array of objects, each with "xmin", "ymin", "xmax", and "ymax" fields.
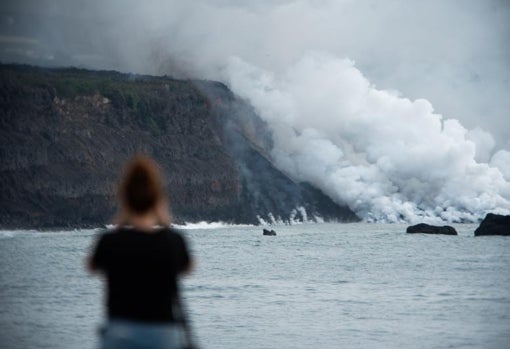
[{"xmin": 1, "ymin": 0, "xmax": 508, "ymax": 147}]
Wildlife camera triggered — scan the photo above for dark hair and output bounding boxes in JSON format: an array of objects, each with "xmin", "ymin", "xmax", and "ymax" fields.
[{"xmin": 120, "ymin": 156, "xmax": 165, "ymax": 215}]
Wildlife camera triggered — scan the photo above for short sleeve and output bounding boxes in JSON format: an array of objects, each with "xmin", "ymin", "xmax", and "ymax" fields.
[
  {"xmin": 90, "ymin": 233, "xmax": 109, "ymax": 271},
  {"xmin": 176, "ymin": 233, "xmax": 191, "ymax": 272}
]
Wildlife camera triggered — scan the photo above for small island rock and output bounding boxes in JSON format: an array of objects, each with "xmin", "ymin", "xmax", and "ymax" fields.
[
  {"xmin": 406, "ymin": 223, "xmax": 457, "ymax": 235},
  {"xmin": 263, "ymin": 229, "xmax": 277, "ymax": 236},
  {"xmin": 474, "ymin": 213, "xmax": 510, "ymax": 236}
]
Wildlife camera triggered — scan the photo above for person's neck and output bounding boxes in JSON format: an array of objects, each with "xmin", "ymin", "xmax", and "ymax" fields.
[{"xmin": 127, "ymin": 213, "xmax": 160, "ymax": 233}]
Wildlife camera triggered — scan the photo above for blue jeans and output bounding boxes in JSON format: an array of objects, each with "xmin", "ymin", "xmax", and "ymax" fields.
[{"xmin": 100, "ymin": 319, "xmax": 183, "ymax": 349}]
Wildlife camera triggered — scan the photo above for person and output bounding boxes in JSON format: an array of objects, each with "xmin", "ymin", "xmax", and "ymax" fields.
[{"xmin": 87, "ymin": 155, "xmax": 194, "ymax": 349}]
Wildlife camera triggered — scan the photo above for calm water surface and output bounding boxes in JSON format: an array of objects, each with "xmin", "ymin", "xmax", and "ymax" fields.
[{"xmin": 0, "ymin": 223, "xmax": 509, "ymax": 348}]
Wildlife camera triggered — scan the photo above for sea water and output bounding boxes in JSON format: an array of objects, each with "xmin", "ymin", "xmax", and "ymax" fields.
[{"xmin": 0, "ymin": 223, "xmax": 509, "ymax": 349}]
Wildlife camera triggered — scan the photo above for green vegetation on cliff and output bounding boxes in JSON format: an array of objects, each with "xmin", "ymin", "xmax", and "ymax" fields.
[{"xmin": 2, "ymin": 65, "xmax": 203, "ymax": 134}]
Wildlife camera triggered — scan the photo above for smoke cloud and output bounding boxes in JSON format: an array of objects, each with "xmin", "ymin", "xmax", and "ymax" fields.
[
  {"xmin": 1, "ymin": 0, "xmax": 509, "ymax": 222},
  {"xmin": 224, "ymin": 53, "xmax": 510, "ymax": 222}
]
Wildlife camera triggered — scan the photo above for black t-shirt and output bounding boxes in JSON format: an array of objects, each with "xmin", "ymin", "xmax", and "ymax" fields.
[{"xmin": 91, "ymin": 227, "xmax": 191, "ymax": 323}]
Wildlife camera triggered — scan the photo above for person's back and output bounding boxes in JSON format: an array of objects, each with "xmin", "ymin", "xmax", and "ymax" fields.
[{"xmin": 88, "ymin": 156, "xmax": 193, "ymax": 349}]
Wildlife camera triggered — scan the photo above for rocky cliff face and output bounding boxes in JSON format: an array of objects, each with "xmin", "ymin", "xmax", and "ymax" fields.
[{"xmin": 0, "ymin": 64, "xmax": 358, "ymax": 228}]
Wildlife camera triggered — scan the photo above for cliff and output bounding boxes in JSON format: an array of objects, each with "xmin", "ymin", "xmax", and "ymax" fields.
[{"xmin": 0, "ymin": 64, "xmax": 358, "ymax": 228}]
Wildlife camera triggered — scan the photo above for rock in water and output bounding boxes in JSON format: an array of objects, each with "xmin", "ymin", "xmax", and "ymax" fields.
[
  {"xmin": 263, "ymin": 229, "xmax": 276, "ymax": 236},
  {"xmin": 474, "ymin": 213, "xmax": 510, "ymax": 236},
  {"xmin": 406, "ymin": 223, "xmax": 457, "ymax": 235}
]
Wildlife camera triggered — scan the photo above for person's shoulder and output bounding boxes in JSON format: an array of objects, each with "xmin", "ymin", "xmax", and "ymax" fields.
[
  {"xmin": 97, "ymin": 227, "xmax": 127, "ymax": 242},
  {"xmin": 160, "ymin": 227, "xmax": 187, "ymax": 243},
  {"xmin": 161, "ymin": 226, "xmax": 184, "ymax": 237}
]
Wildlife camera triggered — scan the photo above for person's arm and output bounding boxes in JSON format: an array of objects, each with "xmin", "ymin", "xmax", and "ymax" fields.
[
  {"xmin": 182, "ymin": 257, "xmax": 194, "ymax": 275},
  {"xmin": 86, "ymin": 255, "xmax": 100, "ymax": 274},
  {"xmin": 156, "ymin": 200, "xmax": 172, "ymax": 227},
  {"xmin": 86, "ymin": 234, "xmax": 107, "ymax": 274},
  {"xmin": 178, "ymin": 233, "xmax": 193, "ymax": 275}
]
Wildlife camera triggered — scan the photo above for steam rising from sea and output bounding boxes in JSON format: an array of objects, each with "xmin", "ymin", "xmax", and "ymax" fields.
[
  {"xmin": 222, "ymin": 53, "xmax": 510, "ymax": 223},
  {"xmin": 2, "ymin": 0, "xmax": 510, "ymax": 222}
]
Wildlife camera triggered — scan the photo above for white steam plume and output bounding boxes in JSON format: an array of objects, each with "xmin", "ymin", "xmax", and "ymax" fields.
[{"xmin": 223, "ymin": 53, "xmax": 510, "ymax": 222}]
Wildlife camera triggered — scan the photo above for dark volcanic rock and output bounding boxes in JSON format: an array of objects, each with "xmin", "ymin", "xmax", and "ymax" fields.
[
  {"xmin": 0, "ymin": 64, "xmax": 358, "ymax": 229},
  {"xmin": 263, "ymin": 229, "xmax": 276, "ymax": 236},
  {"xmin": 474, "ymin": 213, "xmax": 510, "ymax": 236},
  {"xmin": 406, "ymin": 223, "xmax": 458, "ymax": 235}
]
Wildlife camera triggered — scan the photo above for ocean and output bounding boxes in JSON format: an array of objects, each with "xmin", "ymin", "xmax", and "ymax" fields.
[{"xmin": 0, "ymin": 223, "xmax": 509, "ymax": 349}]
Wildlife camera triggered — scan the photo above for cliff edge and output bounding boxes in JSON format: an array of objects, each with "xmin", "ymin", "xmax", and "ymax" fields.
[{"xmin": 0, "ymin": 64, "xmax": 358, "ymax": 228}]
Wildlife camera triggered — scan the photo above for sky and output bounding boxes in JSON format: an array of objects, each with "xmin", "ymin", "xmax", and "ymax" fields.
[{"xmin": 1, "ymin": 0, "xmax": 509, "ymax": 222}]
